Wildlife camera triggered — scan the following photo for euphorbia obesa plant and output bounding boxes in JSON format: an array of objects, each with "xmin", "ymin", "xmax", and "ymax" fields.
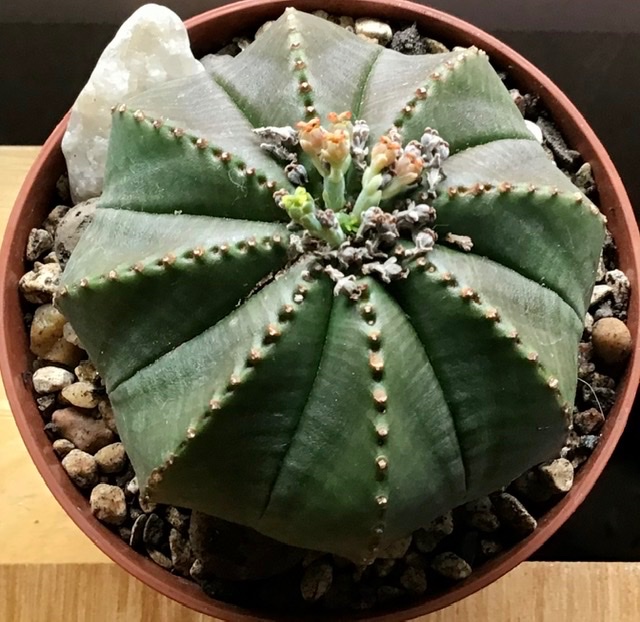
[{"xmin": 56, "ymin": 8, "xmax": 605, "ymax": 562}]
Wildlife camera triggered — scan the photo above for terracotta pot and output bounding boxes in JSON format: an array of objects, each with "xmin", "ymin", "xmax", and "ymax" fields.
[{"xmin": 1, "ymin": 0, "xmax": 639, "ymax": 619}]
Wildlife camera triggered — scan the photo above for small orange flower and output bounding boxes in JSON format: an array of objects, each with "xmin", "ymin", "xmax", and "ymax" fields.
[
  {"xmin": 393, "ymin": 151, "xmax": 424, "ymax": 186},
  {"xmin": 297, "ymin": 117, "xmax": 325, "ymax": 156},
  {"xmin": 321, "ymin": 129, "xmax": 350, "ymax": 167},
  {"xmin": 327, "ymin": 111, "xmax": 353, "ymax": 128},
  {"xmin": 371, "ymin": 135, "xmax": 401, "ymax": 171}
]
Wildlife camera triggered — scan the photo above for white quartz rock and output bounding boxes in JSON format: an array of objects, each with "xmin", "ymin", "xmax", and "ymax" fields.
[{"xmin": 62, "ymin": 4, "xmax": 205, "ymax": 203}]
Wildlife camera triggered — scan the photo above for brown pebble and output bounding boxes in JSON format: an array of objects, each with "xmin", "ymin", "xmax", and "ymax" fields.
[
  {"xmin": 74, "ymin": 360, "xmax": 100, "ymax": 384},
  {"xmin": 94, "ymin": 442, "xmax": 127, "ymax": 474},
  {"xmin": 90, "ymin": 484, "xmax": 127, "ymax": 525},
  {"xmin": 400, "ymin": 565, "xmax": 428, "ymax": 595},
  {"xmin": 61, "ymin": 449, "xmax": 98, "ymax": 489},
  {"xmin": 98, "ymin": 399, "xmax": 118, "ymax": 434},
  {"xmin": 52, "ymin": 407, "xmax": 115, "ymax": 453},
  {"xmin": 592, "ymin": 317, "xmax": 632, "ymax": 366},
  {"xmin": 30, "ymin": 304, "xmax": 80, "ymax": 365},
  {"xmin": 574, "ymin": 408, "xmax": 605, "ymax": 435}
]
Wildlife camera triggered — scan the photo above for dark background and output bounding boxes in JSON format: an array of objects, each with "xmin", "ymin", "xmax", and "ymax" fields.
[
  {"xmin": 1, "ymin": 0, "xmax": 639, "ymax": 211},
  {"xmin": 2, "ymin": 0, "xmax": 639, "ymax": 560}
]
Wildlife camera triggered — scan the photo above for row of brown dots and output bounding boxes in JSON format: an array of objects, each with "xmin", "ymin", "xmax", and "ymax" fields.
[
  {"xmin": 285, "ymin": 9, "xmax": 317, "ymax": 120},
  {"xmin": 58, "ymin": 234, "xmax": 287, "ymax": 296},
  {"xmin": 359, "ymin": 299, "xmax": 390, "ymax": 561},
  {"xmin": 395, "ymin": 47, "xmax": 482, "ymax": 127},
  {"xmin": 414, "ymin": 255, "xmax": 570, "ymax": 412},
  {"xmin": 110, "ymin": 105, "xmax": 280, "ymax": 191}
]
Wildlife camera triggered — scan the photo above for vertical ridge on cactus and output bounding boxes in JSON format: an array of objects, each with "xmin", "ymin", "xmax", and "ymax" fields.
[{"xmin": 58, "ymin": 8, "xmax": 605, "ymax": 562}]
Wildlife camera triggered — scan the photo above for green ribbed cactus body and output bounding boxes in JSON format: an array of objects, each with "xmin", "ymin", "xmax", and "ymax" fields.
[{"xmin": 58, "ymin": 9, "xmax": 605, "ymax": 561}]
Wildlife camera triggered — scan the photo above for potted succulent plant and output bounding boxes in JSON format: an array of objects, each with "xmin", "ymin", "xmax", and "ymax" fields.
[{"xmin": 1, "ymin": 0, "xmax": 639, "ymax": 619}]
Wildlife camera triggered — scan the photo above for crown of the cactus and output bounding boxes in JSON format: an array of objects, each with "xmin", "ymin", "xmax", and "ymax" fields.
[{"xmin": 57, "ymin": 9, "xmax": 605, "ymax": 562}]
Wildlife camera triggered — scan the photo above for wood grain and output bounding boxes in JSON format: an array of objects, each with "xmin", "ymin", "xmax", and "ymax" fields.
[{"xmin": 1, "ymin": 148, "xmax": 638, "ymax": 620}]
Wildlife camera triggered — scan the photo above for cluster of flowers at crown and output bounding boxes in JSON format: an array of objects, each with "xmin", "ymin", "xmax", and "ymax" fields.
[{"xmin": 254, "ymin": 112, "xmax": 470, "ymax": 298}]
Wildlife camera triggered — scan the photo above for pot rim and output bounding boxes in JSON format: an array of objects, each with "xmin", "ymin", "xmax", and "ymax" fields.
[{"xmin": 1, "ymin": 0, "xmax": 639, "ymax": 620}]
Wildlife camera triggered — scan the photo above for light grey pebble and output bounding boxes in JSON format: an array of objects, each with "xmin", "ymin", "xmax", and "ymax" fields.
[
  {"xmin": 312, "ymin": 9, "xmax": 329, "ymax": 19},
  {"xmin": 538, "ymin": 458, "xmax": 574, "ymax": 494},
  {"xmin": 400, "ymin": 565, "xmax": 428, "ymax": 595},
  {"xmin": 130, "ymin": 514, "xmax": 148, "ymax": 549},
  {"xmin": 95, "ymin": 442, "xmax": 127, "ymax": 474},
  {"xmin": 26, "ymin": 228, "xmax": 53, "ymax": 261},
  {"xmin": 492, "ymin": 492, "xmax": 537, "ymax": 536},
  {"xmin": 424, "ymin": 38, "xmax": 450, "ymax": 53},
  {"xmin": 377, "ymin": 535, "xmax": 412, "ymax": 559},
  {"xmin": 19, "ymin": 262, "xmax": 62, "ymax": 304},
  {"xmin": 338, "ymin": 15, "xmax": 355, "ymax": 30},
  {"xmin": 464, "ymin": 497, "xmax": 500, "ymax": 532},
  {"xmin": 605, "ymin": 269, "xmax": 630, "ymax": 308},
  {"xmin": 74, "ymin": 360, "xmax": 100, "ymax": 384},
  {"xmin": 61, "ymin": 449, "xmax": 98, "ymax": 489},
  {"xmin": 525, "ymin": 120, "xmax": 543, "ymax": 143},
  {"xmin": 126, "ymin": 476, "xmax": 139, "ymax": 497},
  {"xmin": 60, "ymin": 381, "xmax": 100, "ymax": 409},
  {"xmin": 574, "ymin": 407, "xmax": 605, "ymax": 435},
  {"xmin": 52, "ymin": 438, "xmax": 75, "ymax": 458},
  {"xmin": 355, "ymin": 18, "xmax": 392, "ymax": 44},
  {"xmin": 170, "ymin": 528, "xmax": 194, "ymax": 576},
  {"xmin": 596, "ymin": 255, "xmax": 607, "ymax": 282},
  {"xmin": 573, "ymin": 162, "xmax": 596, "ymax": 195},
  {"xmin": 431, "ymin": 552, "xmax": 472, "ymax": 580},
  {"xmin": 590, "ymin": 284, "xmax": 612, "ymax": 307},
  {"xmin": 36, "ymin": 394, "xmax": 57, "ymax": 416},
  {"xmin": 301, "ymin": 562, "xmax": 333, "ymax": 601},
  {"xmin": 584, "ymin": 312, "xmax": 594, "ymax": 334},
  {"xmin": 43, "ymin": 205, "xmax": 70, "ymax": 235},
  {"xmin": 90, "ymin": 483, "xmax": 127, "ymax": 525},
  {"xmin": 148, "ymin": 548, "xmax": 173, "ymax": 569},
  {"xmin": 373, "ymin": 557, "xmax": 396, "ymax": 578},
  {"xmin": 32, "ymin": 366, "xmax": 75, "ymax": 393},
  {"xmin": 54, "ymin": 199, "xmax": 97, "ymax": 265},
  {"xmin": 414, "ymin": 511, "xmax": 454, "ymax": 553},
  {"xmin": 52, "ymin": 407, "xmax": 115, "ymax": 453},
  {"xmin": 233, "ymin": 36, "xmax": 251, "ymax": 51}
]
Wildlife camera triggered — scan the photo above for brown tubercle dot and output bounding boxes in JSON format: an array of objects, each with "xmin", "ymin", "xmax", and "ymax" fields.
[
  {"xmin": 550, "ymin": 187, "xmax": 559, "ymax": 196},
  {"xmin": 118, "ymin": 104, "xmax": 127, "ymax": 113},
  {"xmin": 172, "ymin": 127, "xmax": 185, "ymax": 138},
  {"xmin": 547, "ymin": 377, "xmax": 560, "ymax": 390},
  {"xmin": 403, "ymin": 105, "xmax": 413, "ymax": 115},
  {"xmin": 247, "ymin": 236, "xmax": 257, "ymax": 249},
  {"xmin": 361, "ymin": 303, "xmax": 376, "ymax": 321},
  {"xmin": 107, "ymin": 270, "xmax": 118, "ymax": 281},
  {"xmin": 574, "ymin": 193, "xmax": 584, "ymax": 204},
  {"xmin": 219, "ymin": 244, "xmax": 230, "ymax": 255},
  {"xmin": 440, "ymin": 272, "xmax": 455, "ymax": 285},
  {"xmin": 485, "ymin": 308, "xmax": 500, "ymax": 322},
  {"xmin": 272, "ymin": 234, "xmax": 283, "ymax": 245},
  {"xmin": 228, "ymin": 374, "xmax": 242, "ymax": 390},
  {"xmin": 460, "ymin": 287, "xmax": 479, "ymax": 302},
  {"xmin": 110, "ymin": 104, "xmax": 117, "ymax": 113},
  {"xmin": 376, "ymin": 456, "xmax": 388, "ymax": 472},
  {"xmin": 430, "ymin": 72, "xmax": 442, "ymax": 80},
  {"xmin": 527, "ymin": 352, "xmax": 539, "ymax": 363},
  {"xmin": 195, "ymin": 137, "xmax": 208, "ymax": 149},
  {"xmin": 294, "ymin": 59, "xmax": 306, "ymax": 70},
  {"xmin": 299, "ymin": 81, "xmax": 312, "ymax": 93},
  {"xmin": 376, "ymin": 424, "xmax": 389, "ymax": 442},
  {"xmin": 448, "ymin": 187, "xmax": 458, "ymax": 197},
  {"xmin": 186, "ymin": 427, "xmax": 197, "ymax": 439},
  {"xmin": 133, "ymin": 109, "xmax": 145, "ymax": 122},
  {"xmin": 191, "ymin": 247, "xmax": 205, "ymax": 259},
  {"xmin": 161, "ymin": 253, "xmax": 176, "ymax": 267},
  {"xmin": 369, "ymin": 352, "xmax": 384, "ymax": 377},
  {"xmin": 152, "ymin": 119, "xmax": 164, "ymax": 129},
  {"xmin": 290, "ymin": 41, "xmax": 301, "ymax": 49},
  {"xmin": 498, "ymin": 182, "xmax": 512, "ymax": 193},
  {"xmin": 247, "ymin": 349, "xmax": 263, "ymax": 366},
  {"xmin": 264, "ymin": 324, "xmax": 282, "ymax": 343},
  {"xmin": 79, "ymin": 278, "xmax": 89, "ymax": 288},
  {"xmin": 368, "ymin": 330, "xmax": 381, "ymax": 349},
  {"xmin": 279, "ymin": 304, "xmax": 295, "ymax": 320},
  {"xmin": 245, "ymin": 167, "xmax": 256, "ymax": 176},
  {"xmin": 376, "ymin": 495, "xmax": 388, "ymax": 508},
  {"xmin": 507, "ymin": 329, "xmax": 520, "ymax": 342},
  {"xmin": 373, "ymin": 388, "xmax": 388, "ymax": 410},
  {"xmin": 209, "ymin": 399, "xmax": 221, "ymax": 411},
  {"xmin": 471, "ymin": 183, "xmax": 485, "ymax": 196},
  {"xmin": 415, "ymin": 87, "xmax": 428, "ymax": 99},
  {"xmin": 266, "ymin": 180, "xmax": 277, "ymax": 190},
  {"xmin": 133, "ymin": 262, "xmax": 145, "ymax": 273},
  {"xmin": 220, "ymin": 152, "xmax": 232, "ymax": 162}
]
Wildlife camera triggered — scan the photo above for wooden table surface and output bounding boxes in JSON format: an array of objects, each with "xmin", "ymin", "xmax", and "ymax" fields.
[{"xmin": 1, "ymin": 146, "xmax": 639, "ymax": 621}]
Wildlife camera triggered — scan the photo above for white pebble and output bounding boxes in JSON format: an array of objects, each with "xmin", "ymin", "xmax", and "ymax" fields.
[
  {"xmin": 90, "ymin": 484, "xmax": 127, "ymax": 525},
  {"xmin": 355, "ymin": 18, "xmax": 393, "ymax": 44},
  {"xmin": 19, "ymin": 262, "xmax": 61, "ymax": 304},
  {"xmin": 525, "ymin": 120, "xmax": 544, "ymax": 143},
  {"xmin": 61, "ymin": 381, "xmax": 100, "ymax": 409},
  {"xmin": 32, "ymin": 366, "xmax": 75, "ymax": 393}
]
